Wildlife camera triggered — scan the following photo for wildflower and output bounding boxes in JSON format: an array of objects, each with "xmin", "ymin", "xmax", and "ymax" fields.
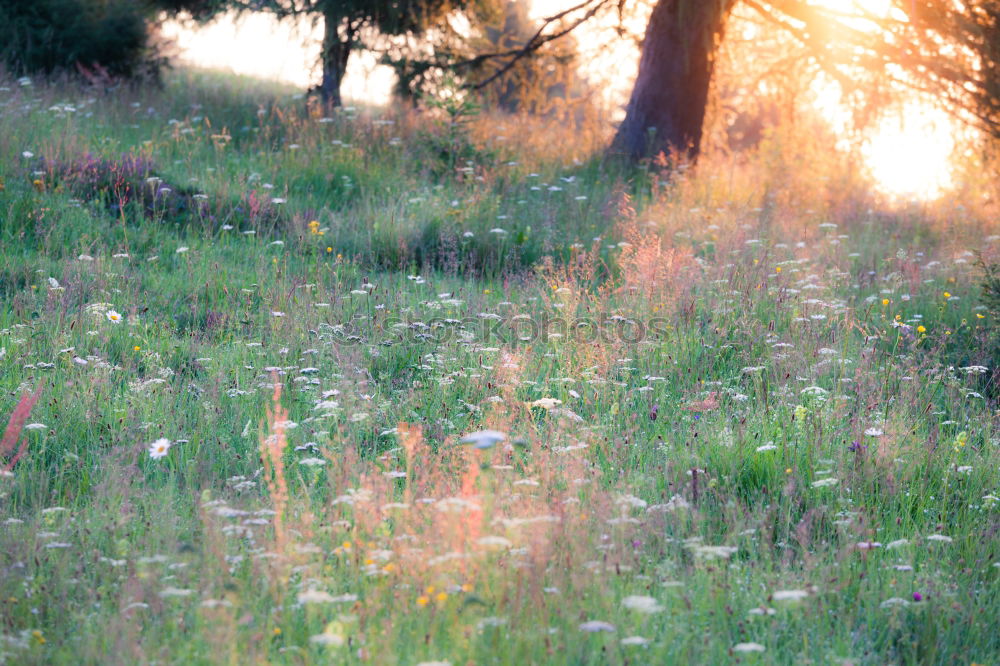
[
  {"xmin": 882, "ymin": 299, "xmax": 889, "ymax": 306},
  {"xmin": 879, "ymin": 597, "xmax": 910, "ymax": 608},
  {"xmin": 416, "ymin": 595, "xmax": 430, "ymax": 607},
  {"xmin": 459, "ymin": 429, "xmax": 506, "ymax": 449},
  {"xmin": 622, "ymin": 596, "xmax": 664, "ymax": 613},
  {"xmin": 748, "ymin": 607, "xmax": 776, "ymax": 616},
  {"xmin": 476, "ymin": 536, "xmax": 513, "ymax": 549},
  {"xmin": 917, "ymin": 325, "xmax": 926, "ymax": 333},
  {"xmin": 310, "ymin": 621, "xmax": 346, "ymax": 647},
  {"xmin": 579, "ymin": 620, "xmax": 615, "ymax": 632},
  {"xmin": 621, "ymin": 636, "xmax": 650, "ymax": 646},
  {"xmin": 912, "ymin": 592, "xmax": 923, "ymax": 602},
  {"xmin": 159, "ymin": 587, "xmax": 193, "ymax": 597},
  {"xmin": 733, "ymin": 643, "xmax": 766, "ymax": 653},
  {"xmin": 106, "ymin": 310, "xmax": 123, "ymax": 324},
  {"xmin": 646, "ymin": 495, "xmax": 689, "ymax": 512},
  {"xmin": 200, "ymin": 599, "xmax": 233, "ymax": 608},
  {"xmin": 772, "ymin": 589, "xmax": 809, "ymax": 602},
  {"xmin": 616, "ymin": 494, "xmax": 648, "ymax": 510},
  {"xmin": 811, "ymin": 478, "xmax": 838, "ymax": 488},
  {"xmin": 691, "ymin": 545, "xmax": 738, "ymax": 559},
  {"xmin": 148, "ymin": 438, "xmax": 171, "ymax": 459},
  {"xmin": 943, "ymin": 291, "xmax": 951, "ymax": 299},
  {"xmin": 528, "ymin": 398, "xmax": 562, "ymax": 409}
]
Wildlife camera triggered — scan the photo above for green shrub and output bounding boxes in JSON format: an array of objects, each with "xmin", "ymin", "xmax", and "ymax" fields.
[{"xmin": 0, "ymin": 0, "xmax": 155, "ymax": 78}]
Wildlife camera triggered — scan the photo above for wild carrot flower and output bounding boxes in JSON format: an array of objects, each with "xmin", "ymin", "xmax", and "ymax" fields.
[
  {"xmin": 733, "ymin": 643, "xmax": 766, "ymax": 653},
  {"xmin": 622, "ymin": 595, "xmax": 664, "ymax": 613},
  {"xmin": 459, "ymin": 430, "xmax": 506, "ymax": 449},
  {"xmin": 579, "ymin": 621, "xmax": 615, "ymax": 632}
]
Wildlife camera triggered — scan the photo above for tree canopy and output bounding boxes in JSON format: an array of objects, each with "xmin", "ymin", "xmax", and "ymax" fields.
[
  {"xmin": 232, "ymin": 0, "xmax": 499, "ymax": 106},
  {"xmin": 612, "ymin": 0, "xmax": 1000, "ymax": 161}
]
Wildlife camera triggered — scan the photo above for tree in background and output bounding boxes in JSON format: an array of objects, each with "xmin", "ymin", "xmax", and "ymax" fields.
[
  {"xmin": 233, "ymin": 0, "xmax": 499, "ymax": 107},
  {"xmin": 476, "ymin": 0, "xmax": 591, "ymax": 118},
  {"xmin": 611, "ymin": 0, "xmax": 1000, "ymax": 162},
  {"xmin": 383, "ymin": 0, "xmax": 594, "ymax": 120}
]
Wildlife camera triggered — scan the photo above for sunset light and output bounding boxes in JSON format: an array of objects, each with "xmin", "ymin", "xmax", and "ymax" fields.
[
  {"xmin": 4, "ymin": 0, "xmax": 997, "ymax": 661},
  {"xmin": 161, "ymin": 2, "xmax": 966, "ymax": 200}
]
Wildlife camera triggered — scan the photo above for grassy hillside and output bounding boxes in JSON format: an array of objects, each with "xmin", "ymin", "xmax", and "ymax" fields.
[{"xmin": 0, "ymin": 70, "xmax": 998, "ymax": 665}]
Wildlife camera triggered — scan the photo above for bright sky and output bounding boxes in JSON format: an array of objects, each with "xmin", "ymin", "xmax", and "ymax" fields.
[
  {"xmin": 160, "ymin": 13, "xmax": 395, "ymax": 104},
  {"xmin": 160, "ymin": 1, "xmax": 961, "ymax": 200}
]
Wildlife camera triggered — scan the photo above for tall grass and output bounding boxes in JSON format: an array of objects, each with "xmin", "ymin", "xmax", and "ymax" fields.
[{"xmin": 0, "ymin": 69, "xmax": 997, "ymax": 665}]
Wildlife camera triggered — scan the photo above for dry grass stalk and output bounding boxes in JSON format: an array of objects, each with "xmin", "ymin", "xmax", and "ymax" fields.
[
  {"xmin": 1, "ymin": 386, "xmax": 42, "ymax": 473},
  {"xmin": 262, "ymin": 377, "xmax": 290, "ymax": 554}
]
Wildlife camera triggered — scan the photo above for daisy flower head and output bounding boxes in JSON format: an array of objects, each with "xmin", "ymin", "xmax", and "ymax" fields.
[
  {"xmin": 106, "ymin": 310, "xmax": 123, "ymax": 324},
  {"xmin": 148, "ymin": 438, "xmax": 171, "ymax": 459}
]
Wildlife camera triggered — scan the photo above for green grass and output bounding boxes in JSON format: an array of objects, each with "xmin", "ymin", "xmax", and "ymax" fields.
[{"xmin": 0, "ymin": 69, "xmax": 998, "ymax": 665}]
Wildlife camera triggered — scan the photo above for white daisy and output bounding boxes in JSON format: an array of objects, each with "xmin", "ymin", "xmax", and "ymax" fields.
[{"xmin": 148, "ymin": 438, "xmax": 171, "ymax": 459}]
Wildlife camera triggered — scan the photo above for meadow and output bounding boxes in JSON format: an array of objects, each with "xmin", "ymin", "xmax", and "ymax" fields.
[{"xmin": 0, "ymin": 70, "xmax": 998, "ymax": 665}]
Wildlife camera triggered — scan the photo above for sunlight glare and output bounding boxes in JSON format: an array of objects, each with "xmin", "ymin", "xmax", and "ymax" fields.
[
  {"xmin": 862, "ymin": 103, "xmax": 956, "ymax": 199},
  {"xmin": 809, "ymin": 0, "xmax": 959, "ymax": 199},
  {"xmin": 164, "ymin": 1, "xmax": 963, "ymax": 199},
  {"xmin": 160, "ymin": 12, "xmax": 394, "ymax": 104}
]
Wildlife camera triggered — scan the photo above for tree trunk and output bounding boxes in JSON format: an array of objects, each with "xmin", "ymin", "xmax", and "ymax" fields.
[
  {"xmin": 320, "ymin": 12, "xmax": 353, "ymax": 108},
  {"xmin": 611, "ymin": 0, "xmax": 735, "ymax": 162}
]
